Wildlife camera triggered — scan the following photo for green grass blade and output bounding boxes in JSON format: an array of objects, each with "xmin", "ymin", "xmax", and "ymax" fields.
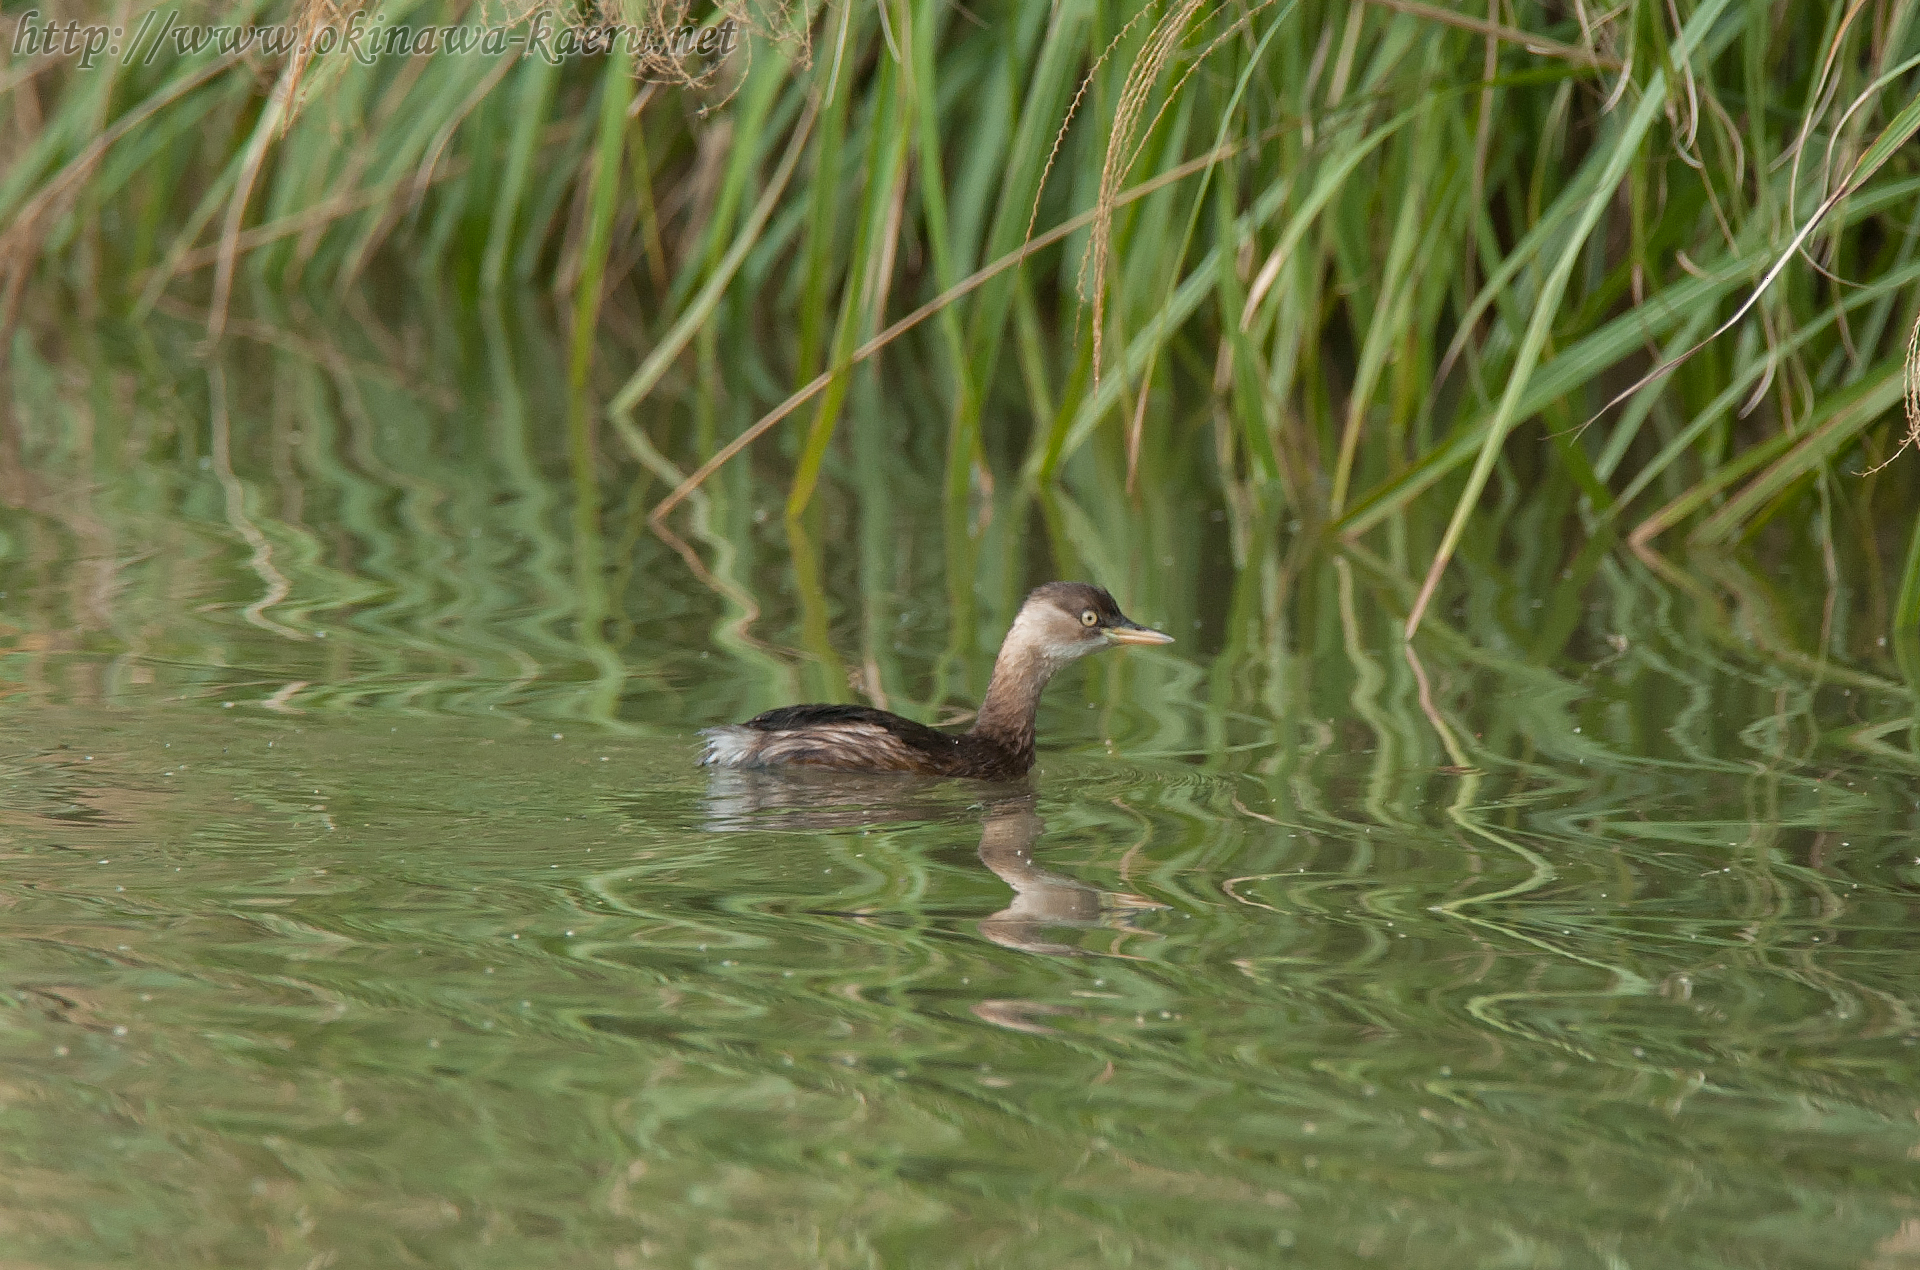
[{"xmin": 1404, "ymin": 0, "xmax": 1732, "ymax": 636}]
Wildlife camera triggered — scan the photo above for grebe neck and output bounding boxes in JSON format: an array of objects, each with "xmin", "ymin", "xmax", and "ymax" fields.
[{"xmin": 968, "ymin": 639, "xmax": 1056, "ymax": 768}]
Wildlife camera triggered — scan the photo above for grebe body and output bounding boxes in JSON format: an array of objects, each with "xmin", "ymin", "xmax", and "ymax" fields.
[{"xmin": 700, "ymin": 582, "xmax": 1171, "ymax": 781}]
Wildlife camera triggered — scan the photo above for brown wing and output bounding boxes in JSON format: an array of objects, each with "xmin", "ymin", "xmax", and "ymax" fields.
[
  {"xmin": 712, "ymin": 704, "xmax": 1024, "ymax": 778},
  {"xmin": 745, "ymin": 721, "xmax": 965, "ymax": 774}
]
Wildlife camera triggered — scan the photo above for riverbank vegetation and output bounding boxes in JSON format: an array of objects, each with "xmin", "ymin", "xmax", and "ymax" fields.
[{"xmin": 5, "ymin": 0, "xmax": 1920, "ymax": 638}]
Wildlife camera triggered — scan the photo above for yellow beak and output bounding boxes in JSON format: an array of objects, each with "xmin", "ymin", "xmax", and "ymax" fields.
[{"xmin": 1105, "ymin": 624, "xmax": 1174, "ymax": 646}]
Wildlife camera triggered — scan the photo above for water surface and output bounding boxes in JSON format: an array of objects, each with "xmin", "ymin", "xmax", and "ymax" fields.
[{"xmin": 4, "ymin": 309, "xmax": 1919, "ymax": 1267}]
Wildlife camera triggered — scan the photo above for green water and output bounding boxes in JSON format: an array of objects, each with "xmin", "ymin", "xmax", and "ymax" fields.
[{"xmin": 6, "ymin": 310, "xmax": 1920, "ymax": 1268}]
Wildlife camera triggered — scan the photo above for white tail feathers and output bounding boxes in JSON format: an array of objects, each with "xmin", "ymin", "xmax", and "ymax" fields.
[{"xmin": 699, "ymin": 726, "xmax": 761, "ymax": 768}]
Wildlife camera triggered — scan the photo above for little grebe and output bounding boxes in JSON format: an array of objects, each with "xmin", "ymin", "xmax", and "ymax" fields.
[{"xmin": 700, "ymin": 581, "xmax": 1172, "ymax": 781}]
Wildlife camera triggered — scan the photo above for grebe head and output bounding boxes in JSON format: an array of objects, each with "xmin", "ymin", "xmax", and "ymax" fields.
[{"xmin": 1006, "ymin": 582, "xmax": 1174, "ymax": 668}]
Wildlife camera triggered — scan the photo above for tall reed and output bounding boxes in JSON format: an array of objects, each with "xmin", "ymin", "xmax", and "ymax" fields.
[{"xmin": 5, "ymin": 0, "xmax": 1919, "ymax": 637}]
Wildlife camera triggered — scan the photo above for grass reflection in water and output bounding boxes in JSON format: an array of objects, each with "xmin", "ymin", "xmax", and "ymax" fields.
[{"xmin": 2, "ymin": 310, "xmax": 1919, "ymax": 1267}]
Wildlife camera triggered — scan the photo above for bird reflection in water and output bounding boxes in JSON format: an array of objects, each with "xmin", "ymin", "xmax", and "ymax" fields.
[
  {"xmin": 971, "ymin": 796, "xmax": 1165, "ymax": 957},
  {"xmin": 700, "ymin": 768, "xmax": 979, "ymax": 833},
  {"xmin": 702, "ymin": 772, "xmax": 1165, "ymax": 958}
]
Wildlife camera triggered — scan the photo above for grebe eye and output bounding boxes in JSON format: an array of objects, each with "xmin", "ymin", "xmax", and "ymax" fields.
[{"xmin": 1080, "ymin": 609, "xmax": 1098, "ymax": 627}]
